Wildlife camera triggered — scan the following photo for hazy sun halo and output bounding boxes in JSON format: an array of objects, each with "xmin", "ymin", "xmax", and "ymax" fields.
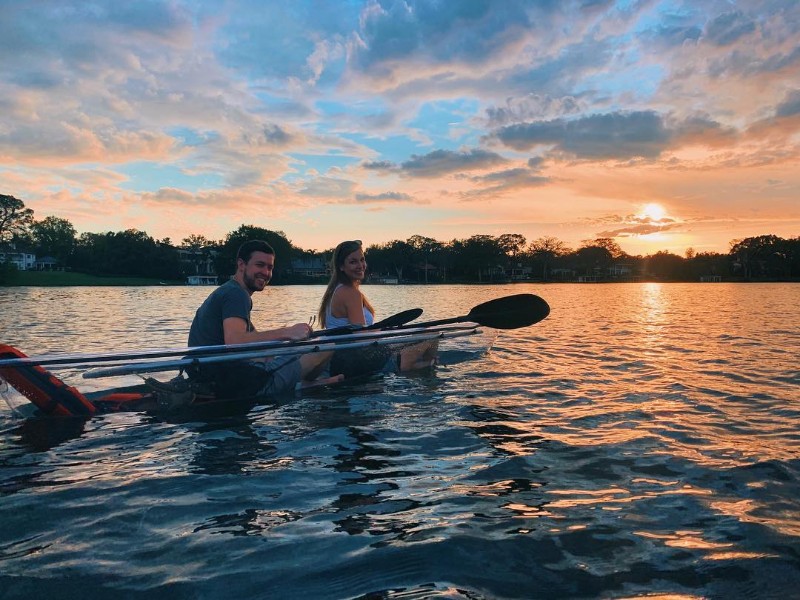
[{"xmin": 640, "ymin": 203, "xmax": 667, "ymax": 221}]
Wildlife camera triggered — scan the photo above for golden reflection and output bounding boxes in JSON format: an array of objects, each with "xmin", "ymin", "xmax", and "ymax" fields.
[
  {"xmin": 544, "ymin": 485, "xmax": 712, "ymax": 511},
  {"xmin": 666, "ymin": 536, "xmax": 731, "ymax": 550},
  {"xmin": 613, "ymin": 595, "xmax": 703, "ymax": 600},
  {"xmin": 631, "ymin": 477, "xmax": 680, "ymax": 486},
  {"xmin": 710, "ymin": 498, "xmax": 800, "ymax": 537},
  {"xmin": 503, "ymin": 502, "xmax": 552, "ymax": 518},
  {"xmin": 464, "ymin": 479, "xmax": 544, "ymax": 497},
  {"xmin": 640, "ymin": 282, "xmax": 667, "ymax": 334},
  {"xmin": 633, "ymin": 528, "xmax": 779, "ymax": 561},
  {"xmin": 710, "ymin": 551, "xmax": 778, "ymax": 560}
]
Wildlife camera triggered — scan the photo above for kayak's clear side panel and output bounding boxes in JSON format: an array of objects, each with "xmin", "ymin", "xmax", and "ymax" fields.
[{"xmin": 0, "ymin": 375, "xmax": 35, "ymax": 419}]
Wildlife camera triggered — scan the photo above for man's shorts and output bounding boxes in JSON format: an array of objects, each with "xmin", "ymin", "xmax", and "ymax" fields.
[{"xmin": 250, "ymin": 355, "xmax": 303, "ymax": 395}]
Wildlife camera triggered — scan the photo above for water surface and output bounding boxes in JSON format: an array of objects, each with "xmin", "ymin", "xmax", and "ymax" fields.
[{"xmin": 1, "ymin": 283, "xmax": 798, "ymax": 598}]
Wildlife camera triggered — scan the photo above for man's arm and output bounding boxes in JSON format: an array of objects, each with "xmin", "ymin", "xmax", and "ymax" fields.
[{"xmin": 223, "ymin": 317, "xmax": 311, "ymax": 345}]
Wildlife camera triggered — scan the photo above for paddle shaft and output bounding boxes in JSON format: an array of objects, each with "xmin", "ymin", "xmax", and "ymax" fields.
[
  {"xmin": 0, "ymin": 308, "xmax": 424, "ymax": 368},
  {"xmin": 1, "ymin": 293, "xmax": 548, "ymax": 369},
  {"xmin": 83, "ymin": 327, "xmax": 478, "ymax": 379},
  {"xmin": 1, "ymin": 323, "xmax": 475, "ymax": 370}
]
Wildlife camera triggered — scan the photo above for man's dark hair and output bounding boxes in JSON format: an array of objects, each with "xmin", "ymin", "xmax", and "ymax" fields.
[{"xmin": 237, "ymin": 240, "xmax": 275, "ymax": 263}]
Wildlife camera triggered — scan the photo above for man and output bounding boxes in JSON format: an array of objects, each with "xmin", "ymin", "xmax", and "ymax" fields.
[{"xmin": 188, "ymin": 240, "xmax": 339, "ymax": 398}]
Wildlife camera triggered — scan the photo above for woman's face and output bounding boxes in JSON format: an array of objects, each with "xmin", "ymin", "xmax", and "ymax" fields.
[{"xmin": 340, "ymin": 247, "xmax": 367, "ymax": 282}]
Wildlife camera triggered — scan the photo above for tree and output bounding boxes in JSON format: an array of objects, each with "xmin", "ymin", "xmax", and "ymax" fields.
[
  {"xmin": 374, "ymin": 239, "xmax": 415, "ymax": 281},
  {"xmin": 30, "ymin": 216, "xmax": 77, "ymax": 263},
  {"xmin": 581, "ymin": 237, "xmax": 626, "ymax": 259},
  {"xmin": 406, "ymin": 234, "xmax": 442, "ymax": 282},
  {"xmin": 685, "ymin": 251, "xmax": 729, "ymax": 280},
  {"xmin": 0, "ymin": 194, "xmax": 34, "ymax": 245},
  {"xmin": 529, "ymin": 236, "xmax": 569, "ymax": 280},
  {"xmin": 497, "ymin": 233, "xmax": 527, "ymax": 260},
  {"xmin": 786, "ymin": 236, "xmax": 800, "ymax": 278},
  {"xmin": 215, "ymin": 225, "xmax": 298, "ymax": 282},
  {"xmin": 645, "ymin": 250, "xmax": 686, "ymax": 280},
  {"xmin": 573, "ymin": 245, "xmax": 613, "ymax": 277},
  {"xmin": 454, "ymin": 235, "xmax": 504, "ymax": 282},
  {"xmin": 181, "ymin": 234, "xmax": 215, "ymax": 276},
  {"xmin": 182, "ymin": 234, "xmax": 211, "ymax": 250},
  {"xmin": 729, "ymin": 235, "xmax": 787, "ymax": 280},
  {"xmin": 72, "ymin": 229, "xmax": 181, "ymax": 279}
]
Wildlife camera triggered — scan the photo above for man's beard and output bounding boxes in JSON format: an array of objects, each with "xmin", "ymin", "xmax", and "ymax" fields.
[{"xmin": 243, "ymin": 271, "xmax": 268, "ymax": 292}]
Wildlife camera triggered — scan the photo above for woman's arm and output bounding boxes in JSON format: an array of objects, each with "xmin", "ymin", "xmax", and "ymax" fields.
[{"xmin": 331, "ymin": 285, "xmax": 369, "ymax": 326}]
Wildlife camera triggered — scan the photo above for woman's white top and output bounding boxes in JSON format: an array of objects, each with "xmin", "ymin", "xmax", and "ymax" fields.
[{"xmin": 325, "ymin": 284, "xmax": 374, "ymax": 328}]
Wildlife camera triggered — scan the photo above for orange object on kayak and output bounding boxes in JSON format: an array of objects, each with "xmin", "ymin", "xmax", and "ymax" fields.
[{"xmin": 0, "ymin": 344, "xmax": 96, "ymax": 416}]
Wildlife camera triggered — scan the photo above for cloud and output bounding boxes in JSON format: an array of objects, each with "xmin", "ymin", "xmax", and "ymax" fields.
[
  {"xmin": 744, "ymin": 89, "xmax": 800, "ymax": 141},
  {"xmin": 362, "ymin": 160, "xmax": 398, "ymax": 172},
  {"xmin": 298, "ymin": 176, "xmax": 356, "ymax": 198},
  {"xmin": 2, "ymin": 1, "xmax": 799, "ymax": 253},
  {"xmin": 488, "ymin": 110, "xmax": 747, "ymax": 159},
  {"xmin": 775, "ymin": 89, "xmax": 800, "ymax": 118},
  {"xmin": 241, "ymin": 124, "xmax": 294, "ymax": 148},
  {"xmin": 671, "ymin": 114, "xmax": 738, "ymax": 147},
  {"xmin": 488, "ymin": 111, "xmax": 671, "ymax": 159},
  {"xmin": 351, "ymin": 0, "xmax": 534, "ymax": 73},
  {"xmin": 597, "ymin": 221, "xmax": 682, "ymax": 239},
  {"xmin": 485, "ymin": 95, "xmax": 584, "ymax": 127},
  {"xmin": 141, "ymin": 187, "xmax": 197, "ymax": 204},
  {"xmin": 644, "ymin": 23, "xmax": 703, "ymax": 50},
  {"xmin": 704, "ymin": 11, "xmax": 756, "ymax": 47},
  {"xmin": 354, "ymin": 191, "xmax": 413, "ymax": 203},
  {"xmin": 591, "ymin": 210, "xmax": 683, "ymax": 239},
  {"xmin": 459, "ymin": 166, "xmax": 550, "ymax": 201},
  {"xmin": 0, "ymin": 123, "xmax": 176, "ymax": 164},
  {"xmin": 362, "ymin": 148, "xmax": 507, "ymax": 178},
  {"xmin": 402, "ymin": 148, "xmax": 508, "ymax": 177}
]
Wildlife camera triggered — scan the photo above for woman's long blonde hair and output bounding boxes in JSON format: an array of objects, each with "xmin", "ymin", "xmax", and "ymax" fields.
[{"xmin": 317, "ymin": 240, "xmax": 375, "ymax": 327}]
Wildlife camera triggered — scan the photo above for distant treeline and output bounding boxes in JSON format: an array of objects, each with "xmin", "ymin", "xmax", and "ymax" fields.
[{"xmin": 1, "ymin": 193, "xmax": 798, "ymax": 284}]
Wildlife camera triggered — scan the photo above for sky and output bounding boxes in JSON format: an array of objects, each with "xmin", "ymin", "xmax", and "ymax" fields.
[{"xmin": 1, "ymin": 0, "xmax": 798, "ymax": 256}]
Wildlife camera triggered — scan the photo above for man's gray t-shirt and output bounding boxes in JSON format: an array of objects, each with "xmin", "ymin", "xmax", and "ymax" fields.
[
  {"xmin": 188, "ymin": 279, "xmax": 253, "ymax": 347},
  {"xmin": 186, "ymin": 279, "xmax": 302, "ymax": 397}
]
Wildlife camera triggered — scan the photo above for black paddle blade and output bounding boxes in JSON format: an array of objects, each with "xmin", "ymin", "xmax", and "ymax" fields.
[
  {"xmin": 378, "ymin": 308, "xmax": 423, "ymax": 329},
  {"xmin": 467, "ymin": 293, "xmax": 550, "ymax": 329}
]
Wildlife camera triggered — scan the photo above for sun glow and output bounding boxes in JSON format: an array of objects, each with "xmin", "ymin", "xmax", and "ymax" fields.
[{"xmin": 639, "ymin": 203, "xmax": 667, "ymax": 221}]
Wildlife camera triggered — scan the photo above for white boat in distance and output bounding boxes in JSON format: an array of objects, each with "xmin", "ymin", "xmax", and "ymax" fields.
[{"xmin": 187, "ymin": 275, "xmax": 218, "ymax": 285}]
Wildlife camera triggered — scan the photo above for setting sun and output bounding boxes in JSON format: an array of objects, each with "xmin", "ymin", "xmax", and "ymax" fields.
[{"xmin": 639, "ymin": 203, "xmax": 667, "ymax": 221}]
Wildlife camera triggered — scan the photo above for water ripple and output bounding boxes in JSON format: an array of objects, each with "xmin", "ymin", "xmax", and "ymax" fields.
[{"xmin": 1, "ymin": 283, "xmax": 799, "ymax": 598}]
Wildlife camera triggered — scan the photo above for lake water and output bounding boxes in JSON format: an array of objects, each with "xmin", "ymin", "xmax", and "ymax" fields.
[{"xmin": 1, "ymin": 283, "xmax": 799, "ymax": 599}]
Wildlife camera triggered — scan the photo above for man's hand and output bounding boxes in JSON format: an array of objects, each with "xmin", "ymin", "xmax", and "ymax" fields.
[{"xmin": 283, "ymin": 323, "xmax": 312, "ymax": 341}]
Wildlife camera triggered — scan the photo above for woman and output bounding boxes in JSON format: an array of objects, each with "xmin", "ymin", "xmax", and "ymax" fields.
[
  {"xmin": 318, "ymin": 240, "xmax": 376, "ymax": 330},
  {"xmin": 318, "ymin": 240, "xmax": 437, "ymax": 376}
]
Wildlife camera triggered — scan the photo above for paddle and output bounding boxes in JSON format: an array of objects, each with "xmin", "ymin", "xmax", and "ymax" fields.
[
  {"xmin": 82, "ymin": 327, "xmax": 479, "ymax": 379},
  {"xmin": 1, "ymin": 293, "xmax": 549, "ymax": 370},
  {"xmin": 317, "ymin": 307, "xmax": 422, "ymax": 336},
  {"xmin": 390, "ymin": 293, "xmax": 550, "ymax": 331},
  {"xmin": 0, "ymin": 308, "xmax": 424, "ymax": 369}
]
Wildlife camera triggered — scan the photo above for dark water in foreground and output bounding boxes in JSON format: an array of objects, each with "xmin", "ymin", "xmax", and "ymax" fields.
[{"xmin": 1, "ymin": 283, "xmax": 799, "ymax": 599}]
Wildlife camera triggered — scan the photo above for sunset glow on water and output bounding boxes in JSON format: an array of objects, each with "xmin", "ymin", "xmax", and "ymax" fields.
[{"xmin": 1, "ymin": 283, "xmax": 798, "ymax": 598}]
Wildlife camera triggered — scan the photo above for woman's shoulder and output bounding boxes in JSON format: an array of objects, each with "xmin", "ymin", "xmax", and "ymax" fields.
[{"xmin": 332, "ymin": 283, "xmax": 362, "ymax": 302}]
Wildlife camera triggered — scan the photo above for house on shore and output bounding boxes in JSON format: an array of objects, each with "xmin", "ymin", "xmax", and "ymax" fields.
[
  {"xmin": 288, "ymin": 256, "xmax": 328, "ymax": 279},
  {"xmin": 0, "ymin": 248, "xmax": 36, "ymax": 271}
]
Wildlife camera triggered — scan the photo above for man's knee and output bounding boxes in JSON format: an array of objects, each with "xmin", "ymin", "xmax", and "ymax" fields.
[{"xmin": 299, "ymin": 351, "xmax": 333, "ymax": 378}]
